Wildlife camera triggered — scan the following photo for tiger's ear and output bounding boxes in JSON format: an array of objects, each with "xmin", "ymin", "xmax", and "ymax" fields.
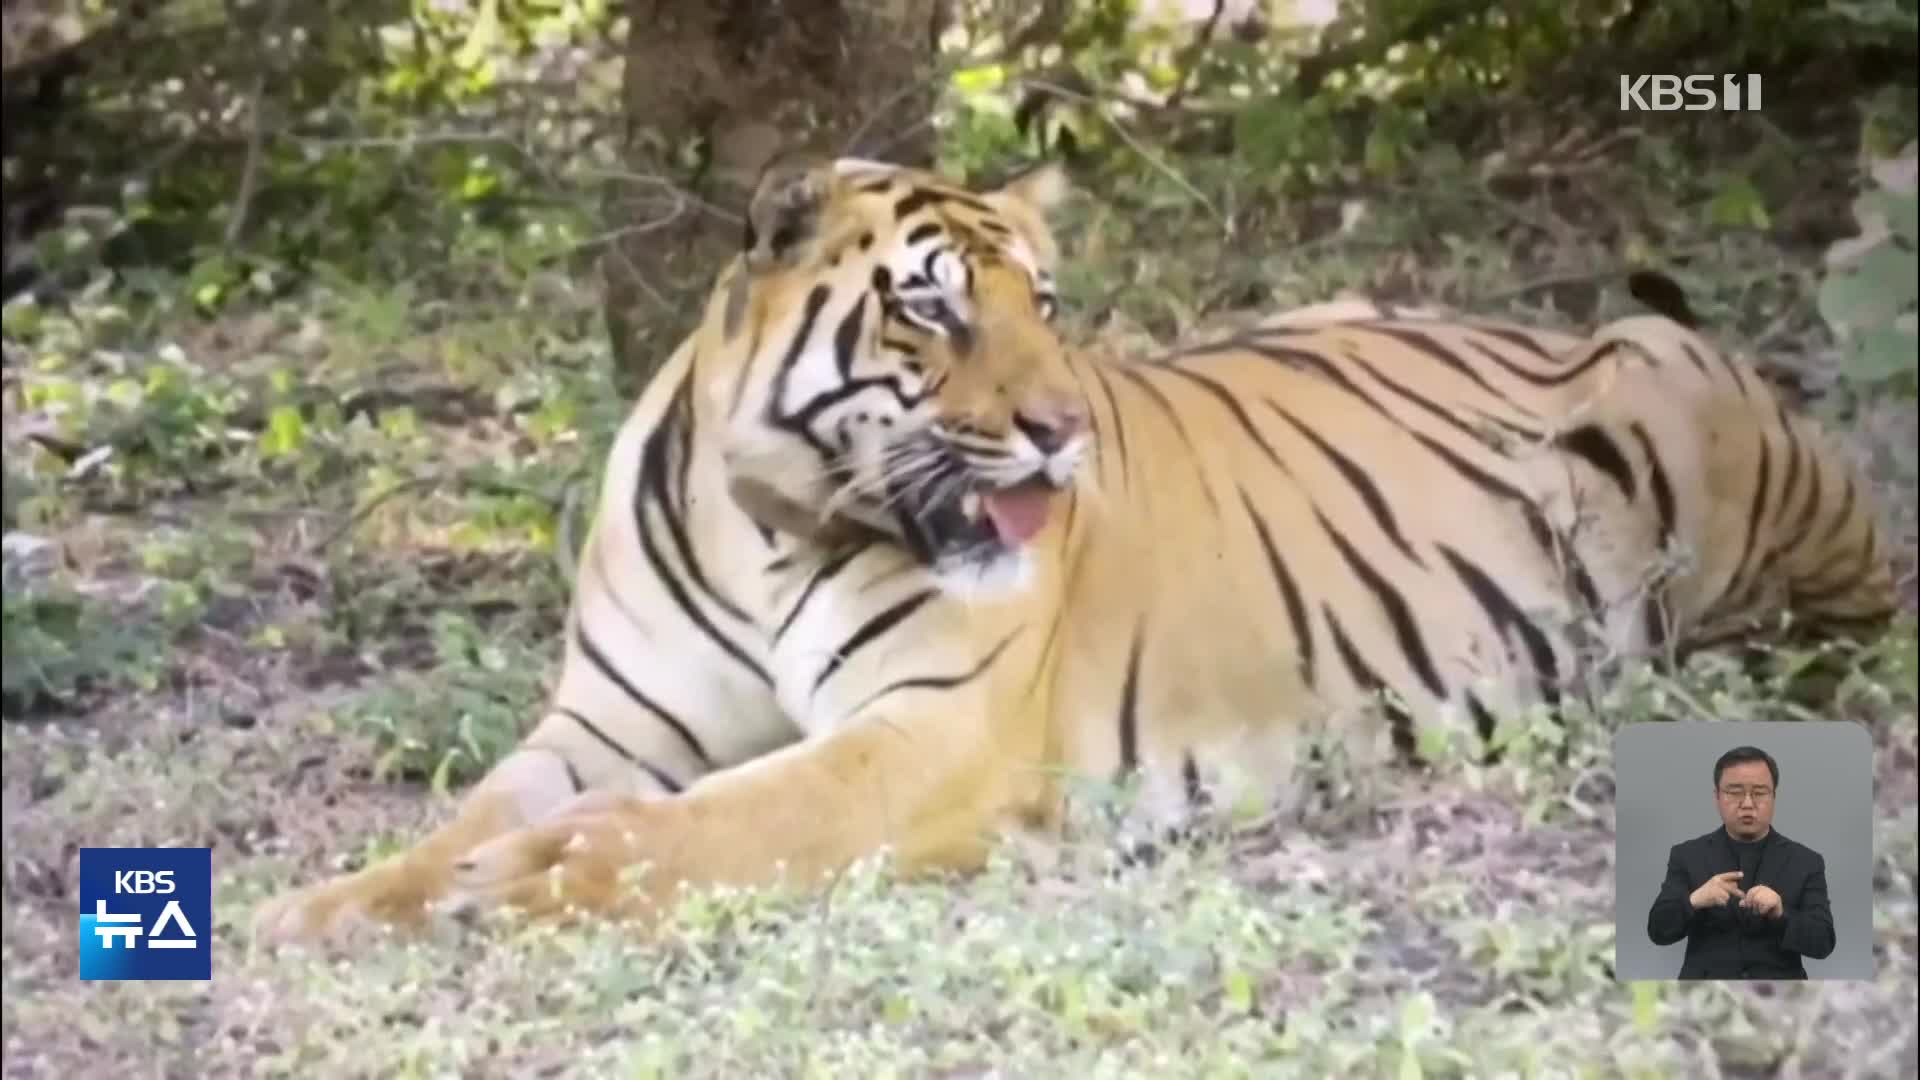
[
  {"xmin": 744, "ymin": 155, "xmax": 842, "ymax": 273},
  {"xmin": 990, "ymin": 161, "xmax": 1071, "ymax": 218}
]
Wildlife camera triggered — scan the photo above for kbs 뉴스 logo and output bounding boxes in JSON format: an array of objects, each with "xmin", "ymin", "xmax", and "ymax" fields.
[{"xmin": 78, "ymin": 848, "xmax": 212, "ymax": 981}]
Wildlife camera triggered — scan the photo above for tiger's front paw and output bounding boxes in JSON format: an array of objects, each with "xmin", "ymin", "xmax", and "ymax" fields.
[
  {"xmin": 444, "ymin": 796, "xmax": 673, "ymax": 926},
  {"xmin": 253, "ymin": 861, "xmax": 443, "ymax": 947}
]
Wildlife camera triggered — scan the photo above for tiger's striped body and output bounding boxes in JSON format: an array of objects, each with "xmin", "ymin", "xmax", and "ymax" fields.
[{"xmin": 256, "ymin": 162, "xmax": 1895, "ymax": 943}]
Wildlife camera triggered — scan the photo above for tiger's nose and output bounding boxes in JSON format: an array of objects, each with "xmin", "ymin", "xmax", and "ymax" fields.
[{"xmin": 1013, "ymin": 401, "xmax": 1087, "ymax": 455}]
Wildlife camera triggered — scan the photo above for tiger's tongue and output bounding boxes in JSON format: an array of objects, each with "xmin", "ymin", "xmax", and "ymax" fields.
[{"xmin": 982, "ymin": 486, "xmax": 1052, "ymax": 545}]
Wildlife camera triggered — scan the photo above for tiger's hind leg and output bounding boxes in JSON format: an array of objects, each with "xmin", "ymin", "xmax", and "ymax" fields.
[
  {"xmin": 1551, "ymin": 315, "xmax": 1899, "ymax": 667},
  {"xmin": 252, "ymin": 742, "xmax": 587, "ymax": 946}
]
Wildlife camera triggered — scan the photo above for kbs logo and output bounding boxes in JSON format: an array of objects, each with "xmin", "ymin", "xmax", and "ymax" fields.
[
  {"xmin": 115, "ymin": 870, "xmax": 175, "ymax": 893},
  {"xmin": 78, "ymin": 848, "xmax": 211, "ymax": 981},
  {"xmin": 1619, "ymin": 74, "xmax": 1763, "ymax": 112}
]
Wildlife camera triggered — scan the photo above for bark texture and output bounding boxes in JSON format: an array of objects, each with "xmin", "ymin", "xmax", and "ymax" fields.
[{"xmin": 604, "ymin": 0, "xmax": 948, "ymax": 396}]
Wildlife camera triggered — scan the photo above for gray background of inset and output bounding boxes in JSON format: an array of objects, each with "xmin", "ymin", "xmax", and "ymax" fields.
[{"xmin": 1613, "ymin": 721, "xmax": 1875, "ymax": 980}]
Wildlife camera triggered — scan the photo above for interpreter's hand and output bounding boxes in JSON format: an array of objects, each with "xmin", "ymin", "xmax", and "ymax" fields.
[
  {"xmin": 1689, "ymin": 870, "xmax": 1745, "ymax": 910},
  {"xmin": 1740, "ymin": 883, "xmax": 1784, "ymax": 919}
]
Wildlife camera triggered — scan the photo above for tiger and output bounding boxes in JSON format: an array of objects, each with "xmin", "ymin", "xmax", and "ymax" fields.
[{"xmin": 254, "ymin": 156, "xmax": 1898, "ymax": 944}]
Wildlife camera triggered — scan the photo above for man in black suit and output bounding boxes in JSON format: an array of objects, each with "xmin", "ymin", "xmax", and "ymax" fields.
[{"xmin": 1646, "ymin": 745, "xmax": 1836, "ymax": 979}]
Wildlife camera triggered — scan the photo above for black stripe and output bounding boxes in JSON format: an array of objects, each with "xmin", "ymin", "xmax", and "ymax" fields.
[
  {"xmin": 1323, "ymin": 604, "xmax": 1418, "ymax": 761},
  {"xmin": 1182, "ymin": 752, "xmax": 1209, "ymax": 812},
  {"xmin": 1493, "ymin": 337, "xmax": 1631, "ymax": 388},
  {"xmin": 1407, "ymin": 429, "xmax": 1521, "ymax": 500},
  {"xmin": 857, "ymin": 555, "xmax": 925, "ymax": 594},
  {"xmin": 1687, "ymin": 340, "xmax": 1749, "ymax": 398},
  {"xmin": 1820, "ymin": 475, "xmax": 1858, "ymax": 546},
  {"xmin": 1791, "ymin": 542, "xmax": 1879, "ymax": 606},
  {"xmin": 553, "ymin": 706, "xmax": 684, "ymax": 794},
  {"xmin": 905, "ymin": 222, "xmax": 943, "ymax": 245},
  {"xmin": 1554, "ymin": 425, "xmax": 1636, "ymax": 499},
  {"xmin": 1240, "ymin": 489, "xmax": 1315, "ymax": 686},
  {"xmin": 559, "ymin": 751, "xmax": 586, "ymax": 793},
  {"xmin": 1804, "ymin": 608, "xmax": 1897, "ymax": 632},
  {"xmin": 1112, "ymin": 364, "xmax": 1219, "ymax": 512},
  {"xmin": 1155, "ymin": 363, "xmax": 1288, "ymax": 469},
  {"xmin": 1317, "ymin": 509, "xmax": 1447, "ymax": 698},
  {"xmin": 813, "ymin": 588, "xmax": 937, "ymax": 692},
  {"xmin": 1437, "ymin": 545, "xmax": 1562, "ymax": 707},
  {"xmin": 673, "ymin": 377, "xmax": 696, "ymax": 508},
  {"xmin": 1400, "ymin": 426, "xmax": 1601, "ymax": 616},
  {"xmin": 1357, "ymin": 324, "xmax": 1509, "ymax": 400},
  {"xmin": 1770, "ymin": 412, "xmax": 1804, "ymax": 531},
  {"xmin": 894, "ymin": 189, "xmax": 941, "ymax": 219},
  {"xmin": 1460, "ymin": 337, "xmax": 1567, "ymax": 387},
  {"xmin": 1626, "ymin": 423, "xmax": 1675, "ymax": 544},
  {"xmin": 1089, "ymin": 366, "xmax": 1131, "ymax": 488},
  {"xmin": 633, "ymin": 482, "xmax": 771, "ymax": 685},
  {"xmin": 569, "ymin": 629, "xmax": 712, "ymax": 766},
  {"xmin": 1675, "ymin": 340, "xmax": 1711, "ymax": 376},
  {"xmin": 1193, "ymin": 337, "xmax": 1390, "ymax": 418},
  {"xmin": 1465, "ymin": 692, "xmax": 1499, "ymax": 747},
  {"xmin": 1469, "ymin": 323, "xmax": 1555, "ymax": 360},
  {"xmin": 1528, "ymin": 505, "xmax": 1602, "ymax": 615},
  {"xmin": 1753, "ymin": 450, "xmax": 1826, "ymax": 581},
  {"xmin": 1470, "ymin": 410, "xmax": 1546, "ymax": 445},
  {"xmin": 776, "ymin": 541, "xmax": 872, "ymax": 641},
  {"xmin": 1712, "ymin": 437, "xmax": 1773, "ymax": 616},
  {"xmin": 1113, "ymin": 364, "xmax": 1200, "ymax": 455},
  {"xmin": 767, "ymin": 285, "xmax": 837, "ymax": 456},
  {"xmin": 1271, "ymin": 401, "xmax": 1423, "ymax": 567},
  {"xmin": 832, "ymin": 292, "xmax": 866, "ymax": 378},
  {"xmin": 1347, "ymin": 350, "xmax": 1503, "ymax": 449},
  {"xmin": 841, "ymin": 629, "xmax": 1025, "ymax": 717},
  {"xmin": 893, "ymin": 186, "xmax": 993, "ymax": 220},
  {"xmin": 1116, "ymin": 623, "xmax": 1145, "ymax": 776},
  {"xmin": 643, "ymin": 385, "xmax": 754, "ymax": 626},
  {"xmin": 727, "ymin": 320, "xmax": 763, "ymax": 420},
  {"xmin": 1643, "ymin": 590, "xmax": 1673, "ymax": 655}
]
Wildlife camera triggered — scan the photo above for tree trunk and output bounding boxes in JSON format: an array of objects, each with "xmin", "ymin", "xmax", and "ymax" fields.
[{"xmin": 602, "ymin": 0, "xmax": 948, "ymax": 398}]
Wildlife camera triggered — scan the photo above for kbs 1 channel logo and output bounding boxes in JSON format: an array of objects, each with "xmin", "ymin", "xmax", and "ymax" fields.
[
  {"xmin": 78, "ymin": 848, "xmax": 212, "ymax": 981},
  {"xmin": 1619, "ymin": 74, "xmax": 1762, "ymax": 113}
]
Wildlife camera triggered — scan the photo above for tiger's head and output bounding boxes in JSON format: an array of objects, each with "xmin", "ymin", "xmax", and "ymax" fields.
[{"xmin": 703, "ymin": 157, "xmax": 1090, "ymax": 578}]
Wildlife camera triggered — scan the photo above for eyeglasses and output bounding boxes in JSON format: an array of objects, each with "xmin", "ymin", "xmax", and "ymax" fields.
[{"xmin": 1719, "ymin": 786, "xmax": 1773, "ymax": 805}]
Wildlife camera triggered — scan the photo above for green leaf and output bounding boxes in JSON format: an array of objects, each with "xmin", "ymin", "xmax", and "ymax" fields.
[
  {"xmin": 1631, "ymin": 980, "xmax": 1660, "ymax": 1035},
  {"xmin": 454, "ymin": 0, "xmax": 502, "ymax": 71},
  {"xmin": 1843, "ymin": 323, "xmax": 1920, "ymax": 386},
  {"xmin": 1819, "ymin": 244, "xmax": 1919, "ymax": 329},
  {"xmin": 1364, "ymin": 123, "xmax": 1402, "ymax": 177},
  {"xmin": 951, "ymin": 64, "xmax": 1006, "ymax": 95},
  {"xmin": 1222, "ymin": 967, "xmax": 1254, "ymax": 1013},
  {"xmin": 1399, "ymin": 991, "xmax": 1434, "ymax": 1041},
  {"xmin": 1859, "ymin": 189, "xmax": 1919, "ymax": 247},
  {"xmin": 260, "ymin": 405, "xmax": 307, "ymax": 459},
  {"xmin": 1707, "ymin": 177, "xmax": 1771, "ymax": 230}
]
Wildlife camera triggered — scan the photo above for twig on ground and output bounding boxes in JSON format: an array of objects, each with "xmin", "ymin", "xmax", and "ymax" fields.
[
  {"xmin": 222, "ymin": 0, "xmax": 284, "ymax": 251},
  {"xmin": 305, "ymin": 475, "xmax": 439, "ymax": 554},
  {"xmin": 1018, "ymin": 79, "xmax": 1231, "ymax": 234},
  {"xmin": 1165, "ymin": 0, "xmax": 1227, "ymax": 110},
  {"xmin": 1472, "ymin": 268, "xmax": 1627, "ymax": 307}
]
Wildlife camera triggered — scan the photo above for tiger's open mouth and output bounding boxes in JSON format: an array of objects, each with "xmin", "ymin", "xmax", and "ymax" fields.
[{"xmin": 887, "ymin": 463, "xmax": 1064, "ymax": 565}]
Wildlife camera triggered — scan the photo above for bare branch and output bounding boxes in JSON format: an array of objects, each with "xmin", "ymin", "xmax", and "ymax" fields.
[{"xmin": 1019, "ymin": 78, "xmax": 1230, "ymax": 233}]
